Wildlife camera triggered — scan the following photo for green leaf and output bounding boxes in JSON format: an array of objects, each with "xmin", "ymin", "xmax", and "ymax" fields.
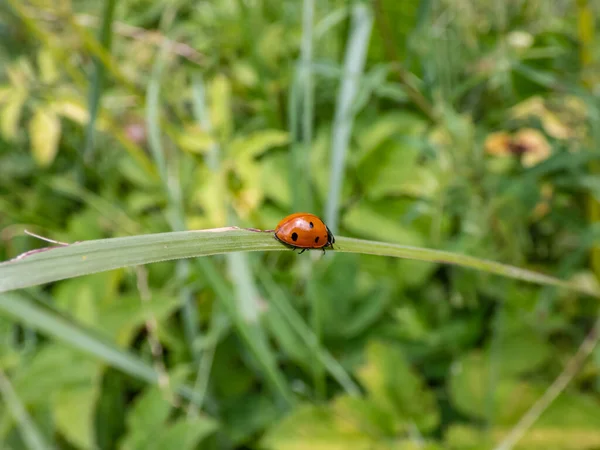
[
  {"xmin": 29, "ymin": 106, "xmax": 61, "ymax": 167},
  {"xmin": 11, "ymin": 346, "xmax": 100, "ymax": 405},
  {"xmin": 0, "ymin": 369, "xmax": 53, "ymax": 450},
  {"xmin": 37, "ymin": 49, "xmax": 59, "ymax": 85},
  {"xmin": 229, "ymin": 130, "xmax": 289, "ymax": 159},
  {"xmin": 537, "ymin": 391, "xmax": 600, "ymax": 428},
  {"xmin": 356, "ymin": 340, "xmax": 439, "ymax": 433},
  {"xmin": 260, "ymin": 153, "xmax": 292, "ymax": 208},
  {"xmin": 363, "ymin": 145, "xmax": 440, "ymax": 200},
  {"xmin": 208, "ymin": 74, "xmax": 233, "ymax": 142},
  {"xmin": 332, "ymin": 394, "xmax": 399, "ymax": 437},
  {"xmin": 338, "ymin": 287, "xmax": 390, "ymax": 338},
  {"xmin": 147, "ymin": 417, "xmax": 218, "ymax": 450},
  {"xmin": 221, "ymin": 394, "xmax": 279, "ymax": 445},
  {"xmin": 176, "ymin": 124, "xmax": 216, "ymax": 154},
  {"xmin": 343, "ymin": 201, "xmax": 426, "ymax": 246},
  {"xmin": 54, "ymin": 385, "xmax": 98, "ymax": 450},
  {"xmin": 125, "ymin": 387, "xmax": 172, "ymax": 437},
  {"xmin": 120, "ymin": 386, "xmax": 218, "ymax": 450},
  {"xmin": 487, "ymin": 325, "xmax": 552, "ymax": 377},
  {"xmin": 98, "ymin": 293, "xmax": 182, "ymax": 346},
  {"xmin": 0, "ymin": 293, "xmax": 201, "ymax": 405},
  {"xmin": 448, "ymin": 351, "xmax": 538, "ymax": 423},
  {"xmin": 446, "ymin": 424, "xmax": 600, "ymax": 449},
  {"xmin": 1, "ymin": 89, "xmax": 27, "ymax": 140},
  {"xmin": 260, "ymin": 403, "xmax": 376, "ymax": 450}
]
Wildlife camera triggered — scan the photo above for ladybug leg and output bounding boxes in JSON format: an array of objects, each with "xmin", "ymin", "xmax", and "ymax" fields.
[{"xmin": 298, "ymin": 248, "xmax": 307, "ymax": 255}]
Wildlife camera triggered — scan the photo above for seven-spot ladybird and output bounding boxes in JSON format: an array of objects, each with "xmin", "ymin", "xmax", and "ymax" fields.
[{"xmin": 274, "ymin": 212, "xmax": 335, "ymax": 254}]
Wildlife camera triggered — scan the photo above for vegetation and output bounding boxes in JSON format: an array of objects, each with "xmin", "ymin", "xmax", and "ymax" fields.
[{"xmin": 1, "ymin": 0, "xmax": 600, "ymax": 449}]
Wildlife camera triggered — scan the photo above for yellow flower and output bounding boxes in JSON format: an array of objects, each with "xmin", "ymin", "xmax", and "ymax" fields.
[
  {"xmin": 484, "ymin": 128, "xmax": 551, "ymax": 167},
  {"xmin": 484, "ymin": 131, "xmax": 512, "ymax": 156},
  {"xmin": 514, "ymin": 129, "xmax": 551, "ymax": 167}
]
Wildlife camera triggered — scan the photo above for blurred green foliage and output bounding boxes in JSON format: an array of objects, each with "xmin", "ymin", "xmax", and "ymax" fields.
[{"xmin": 1, "ymin": 0, "xmax": 600, "ymax": 449}]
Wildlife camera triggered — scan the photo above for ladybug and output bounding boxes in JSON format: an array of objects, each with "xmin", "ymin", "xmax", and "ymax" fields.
[{"xmin": 274, "ymin": 212, "xmax": 335, "ymax": 254}]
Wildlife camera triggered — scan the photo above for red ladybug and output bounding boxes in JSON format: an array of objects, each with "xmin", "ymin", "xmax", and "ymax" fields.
[{"xmin": 274, "ymin": 213, "xmax": 335, "ymax": 254}]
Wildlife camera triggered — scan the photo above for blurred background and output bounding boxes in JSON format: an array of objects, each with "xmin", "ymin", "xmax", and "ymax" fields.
[{"xmin": 1, "ymin": 0, "xmax": 600, "ymax": 449}]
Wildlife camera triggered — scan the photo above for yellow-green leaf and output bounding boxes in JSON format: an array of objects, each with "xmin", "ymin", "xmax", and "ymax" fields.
[
  {"xmin": 260, "ymin": 403, "xmax": 377, "ymax": 450},
  {"xmin": 29, "ymin": 106, "xmax": 61, "ymax": 167},
  {"xmin": 209, "ymin": 74, "xmax": 233, "ymax": 142},
  {"xmin": 37, "ymin": 48, "xmax": 59, "ymax": 85},
  {"xmin": 176, "ymin": 124, "xmax": 216, "ymax": 154},
  {"xmin": 229, "ymin": 130, "xmax": 289, "ymax": 159},
  {"xmin": 54, "ymin": 385, "xmax": 99, "ymax": 450},
  {"xmin": 1, "ymin": 89, "xmax": 27, "ymax": 140},
  {"xmin": 356, "ymin": 340, "xmax": 439, "ymax": 433},
  {"xmin": 51, "ymin": 99, "xmax": 90, "ymax": 125}
]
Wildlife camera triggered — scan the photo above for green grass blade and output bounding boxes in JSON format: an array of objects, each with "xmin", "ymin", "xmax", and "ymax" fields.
[
  {"xmin": 0, "ymin": 292, "xmax": 203, "ymax": 404},
  {"xmin": 2, "ymin": 233, "xmax": 597, "ymax": 297},
  {"xmin": 258, "ymin": 271, "xmax": 360, "ymax": 396},
  {"xmin": 187, "ymin": 305, "xmax": 228, "ymax": 416},
  {"xmin": 0, "ymin": 228, "xmax": 270, "ymax": 292},
  {"xmin": 0, "ymin": 368, "xmax": 53, "ymax": 450},
  {"xmin": 191, "ymin": 75, "xmax": 220, "ymax": 170},
  {"xmin": 288, "ymin": 0, "xmax": 317, "ymax": 212},
  {"xmin": 146, "ymin": 37, "xmax": 198, "ymax": 358},
  {"xmin": 300, "ymin": 0, "xmax": 314, "ymax": 140},
  {"xmin": 325, "ymin": 3, "xmax": 373, "ymax": 233},
  {"xmin": 0, "ymin": 293, "xmax": 154, "ymax": 385},
  {"xmin": 146, "ymin": 49, "xmax": 169, "ymax": 183},
  {"xmin": 83, "ymin": 0, "xmax": 117, "ymax": 162}
]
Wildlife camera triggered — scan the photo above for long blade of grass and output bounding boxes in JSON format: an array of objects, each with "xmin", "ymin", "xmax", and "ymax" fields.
[
  {"xmin": 325, "ymin": 3, "xmax": 373, "ymax": 233},
  {"xmin": 186, "ymin": 305, "xmax": 229, "ymax": 417},
  {"xmin": 146, "ymin": 49, "xmax": 169, "ymax": 184},
  {"xmin": 0, "ymin": 292, "xmax": 200, "ymax": 404},
  {"xmin": 0, "ymin": 367, "xmax": 53, "ymax": 450},
  {"xmin": 2, "ymin": 234, "xmax": 598, "ymax": 298},
  {"xmin": 83, "ymin": 0, "xmax": 117, "ymax": 162},
  {"xmin": 146, "ymin": 28, "xmax": 199, "ymax": 363},
  {"xmin": 288, "ymin": 0, "xmax": 316, "ymax": 212},
  {"xmin": 258, "ymin": 270, "xmax": 360, "ymax": 396}
]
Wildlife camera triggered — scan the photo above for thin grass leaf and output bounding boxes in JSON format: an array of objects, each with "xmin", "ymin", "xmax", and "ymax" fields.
[
  {"xmin": 2, "ymin": 233, "xmax": 598, "ymax": 298},
  {"xmin": 83, "ymin": 0, "xmax": 117, "ymax": 162},
  {"xmin": 0, "ymin": 292, "xmax": 201, "ymax": 404},
  {"xmin": 186, "ymin": 305, "xmax": 227, "ymax": 417},
  {"xmin": 146, "ymin": 48, "xmax": 169, "ymax": 184},
  {"xmin": 288, "ymin": 0, "xmax": 316, "ymax": 213},
  {"xmin": 146, "ymin": 39, "xmax": 198, "ymax": 361},
  {"xmin": 325, "ymin": 3, "xmax": 373, "ymax": 233},
  {"xmin": 0, "ymin": 368, "xmax": 53, "ymax": 450},
  {"xmin": 314, "ymin": 6, "xmax": 350, "ymax": 41},
  {"xmin": 258, "ymin": 270, "xmax": 360, "ymax": 396},
  {"xmin": 191, "ymin": 75, "xmax": 219, "ymax": 170}
]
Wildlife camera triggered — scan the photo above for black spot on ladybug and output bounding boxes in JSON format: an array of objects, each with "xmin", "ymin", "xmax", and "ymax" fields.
[
  {"xmin": 315, "ymin": 236, "xmax": 320, "ymax": 243},
  {"xmin": 291, "ymin": 232, "xmax": 298, "ymax": 242},
  {"xmin": 309, "ymin": 222, "xmax": 314, "ymax": 228}
]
